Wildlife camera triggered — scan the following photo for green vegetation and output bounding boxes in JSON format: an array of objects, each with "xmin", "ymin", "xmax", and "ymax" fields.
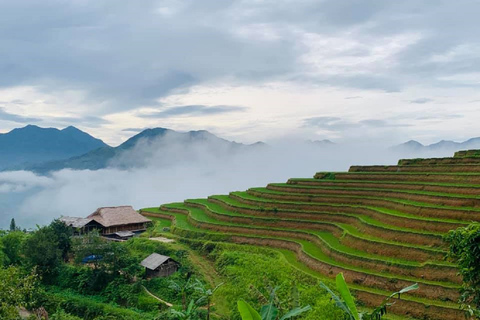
[
  {"xmin": 139, "ymin": 150, "xmax": 480, "ymax": 319},
  {"xmin": 0, "ymin": 266, "xmax": 39, "ymax": 319},
  {"xmin": 5, "ymin": 150, "xmax": 480, "ymax": 319},
  {"xmin": 445, "ymin": 223, "xmax": 480, "ymax": 317}
]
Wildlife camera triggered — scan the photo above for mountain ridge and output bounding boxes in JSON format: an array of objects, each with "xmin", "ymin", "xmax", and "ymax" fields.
[
  {"xmin": 392, "ymin": 137, "xmax": 480, "ymax": 152},
  {"xmin": 0, "ymin": 125, "xmax": 108, "ymax": 169},
  {"xmin": 6, "ymin": 126, "xmax": 265, "ymax": 173}
]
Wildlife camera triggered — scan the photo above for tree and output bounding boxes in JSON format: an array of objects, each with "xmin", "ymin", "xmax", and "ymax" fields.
[
  {"xmin": 23, "ymin": 225, "xmax": 62, "ymax": 279},
  {"xmin": 72, "ymin": 230, "xmax": 108, "ymax": 269},
  {"xmin": 320, "ymin": 273, "xmax": 418, "ymax": 320},
  {"xmin": 444, "ymin": 222, "xmax": 480, "ymax": 317},
  {"xmin": 1, "ymin": 231, "xmax": 26, "ymax": 266},
  {"xmin": 9, "ymin": 218, "xmax": 16, "ymax": 232},
  {"xmin": 0, "ymin": 266, "xmax": 39, "ymax": 320},
  {"xmin": 50, "ymin": 219, "xmax": 73, "ymax": 261},
  {"xmin": 72, "ymin": 231, "xmax": 141, "ymax": 293}
]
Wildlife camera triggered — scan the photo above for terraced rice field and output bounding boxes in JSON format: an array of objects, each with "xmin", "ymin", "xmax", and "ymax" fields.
[{"xmin": 140, "ymin": 150, "xmax": 480, "ymax": 320}]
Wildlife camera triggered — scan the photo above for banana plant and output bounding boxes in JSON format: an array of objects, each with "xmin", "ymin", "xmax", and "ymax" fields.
[
  {"xmin": 320, "ymin": 273, "xmax": 419, "ymax": 320},
  {"xmin": 237, "ymin": 286, "xmax": 311, "ymax": 320},
  {"xmin": 191, "ymin": 279, "xmax": 224, "ymax": 320},
  {"xmin": 169, "ymin": 277, "xmax": 196, "ymax": 311},
  {"xmin": 169, "ymin": 299, "xmax": 200, "ymax": 320}
]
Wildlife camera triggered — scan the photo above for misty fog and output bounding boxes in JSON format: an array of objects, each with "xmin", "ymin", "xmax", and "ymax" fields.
[{"xmin": 0, "ymin": 133, "xmax": 458, "ymax": 229}]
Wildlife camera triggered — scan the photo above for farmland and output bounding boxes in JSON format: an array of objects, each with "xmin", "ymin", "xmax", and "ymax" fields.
[{"xmin": 141, "ymin": 150, "xmax": 480, "ymax": 320}]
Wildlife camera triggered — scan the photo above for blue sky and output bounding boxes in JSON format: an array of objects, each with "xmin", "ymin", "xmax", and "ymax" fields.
[{"xmin": 0, "ymin": 0, "xmax": 479, "ymax": 145}]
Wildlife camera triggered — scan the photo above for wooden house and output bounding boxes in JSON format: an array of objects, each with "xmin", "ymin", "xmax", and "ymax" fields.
[
  {"xmin": 140, "ymin": 253, "xmax": 179, "ymax": 278},
  {"xmin": 60, "ymin": 206, "xmax": 151, "ymax": 236}
]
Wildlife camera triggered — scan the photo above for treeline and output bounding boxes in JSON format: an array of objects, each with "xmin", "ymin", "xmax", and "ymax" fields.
[
  {"xmin": 2, "ymin": 218, "xmax": 479, "ymax": 320},
  {"xmin": 0, "ymin": 219, "xmax": 195, "ymax": 319}
]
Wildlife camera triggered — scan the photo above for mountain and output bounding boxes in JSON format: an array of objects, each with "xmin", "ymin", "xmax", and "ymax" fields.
[
  {"xmin": 0, "ymin": 125, "xmax": 108, "ymax": 170},
  {"xmin": 392, "ymin": 138, "xmax": 480, "ymax": 153},
  {"xmin": 15, "ymin": 127, "xmax": 264, "ymax": 173},
  {"xmin": 308, "ymin": 139, "xmax": 335, "ymax": 147}
]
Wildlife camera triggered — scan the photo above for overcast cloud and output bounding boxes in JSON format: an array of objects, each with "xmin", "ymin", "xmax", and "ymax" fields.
[{"xmin": 0, "ymin": 0, "xmax": 479, "ymax": 145}]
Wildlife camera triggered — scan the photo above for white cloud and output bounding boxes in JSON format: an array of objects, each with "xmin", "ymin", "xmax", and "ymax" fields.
[{"xmin": 0, "ymin": 1, "xmax": 479, "ymax": 144}]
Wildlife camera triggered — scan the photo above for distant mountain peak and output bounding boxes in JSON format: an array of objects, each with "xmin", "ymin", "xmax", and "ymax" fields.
[
  {"xmin": 62, "ymin": 125, "xmax": 81, "ymax": 132},
  {"xmin": 308, "ymin": 139, "xmax": 335, "ymax": 146},
  {"xmin": 404, "ymin": 140, "xmax": 424, "ymax": 147},
  {"xmin": 392, "ymin": 137, "xmax": 480, "ymax": 153},
  {"xmin": 0, "ymin": 125, "xmax": 108, "ymax": 170},
  {"xmin": 13, "ymin": 126, "xmax": 264, "ymax": 173}
]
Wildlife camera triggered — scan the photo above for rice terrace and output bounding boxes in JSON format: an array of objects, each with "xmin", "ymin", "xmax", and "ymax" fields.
[{"xmin": 141, "ymin": 149, "xmax": 480, "ymax": 320}]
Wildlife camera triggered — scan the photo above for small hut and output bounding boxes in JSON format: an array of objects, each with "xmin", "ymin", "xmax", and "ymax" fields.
[{"xmin": 141, "ymin": 253, "xmax": 179, "ymax": 278}]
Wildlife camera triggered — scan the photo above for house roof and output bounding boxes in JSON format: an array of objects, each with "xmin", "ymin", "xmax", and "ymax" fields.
[
  {"xmin": 115, "ymin": 231, "xmax": 135, "ymax": 238},
  {"xmin": 87, "ymin": 206, "xmax": 151, "ymax": 228},
  {"xmin": 140, "ymin": 253, "xmax": 175, "ymax": 270},
  {"xmin": 59, "ymin": 216, "xmax": 93, "ymax": 228}
]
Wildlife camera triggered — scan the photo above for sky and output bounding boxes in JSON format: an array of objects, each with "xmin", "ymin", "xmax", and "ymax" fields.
[{"xmin": 1, "ymin": 0, "xmax": 480, "ymax": 146}]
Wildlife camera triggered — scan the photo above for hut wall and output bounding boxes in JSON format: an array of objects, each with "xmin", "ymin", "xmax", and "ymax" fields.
[
  {"xmin": 146, "ymin": 261, "xmax": 178, "ymax": 278},
  {"xmin": 103, "ymin": 223, "xmax": 148, "ymax": 235}
]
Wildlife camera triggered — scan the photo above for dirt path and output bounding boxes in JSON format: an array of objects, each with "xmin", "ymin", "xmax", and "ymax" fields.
[
  {"xmin": 186, "ymin": 249, "xmax": 222, "ymax": 288},
  {"xmin": 142, "ymin": 285, "xmax": 173, "ymax": 307},
  {"xmin": 150, "ymin": 236, "xmax": 175, "ymax": 243}
]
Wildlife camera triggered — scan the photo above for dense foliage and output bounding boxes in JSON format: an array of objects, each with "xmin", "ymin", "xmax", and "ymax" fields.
[
  {"xmin": 0, "ymin": 218, "xmax": 392, "ymax": 320},
  {"xmin": 0, "ymin": 266, "xmax": 39, "ymax": 319},
  {"xmin": 181, "ymin": 239, "xmax": 345, "ymax": 320},
  {"xmin": 445, "ymin": 222, "xmax": 480, "ymax": 317}
]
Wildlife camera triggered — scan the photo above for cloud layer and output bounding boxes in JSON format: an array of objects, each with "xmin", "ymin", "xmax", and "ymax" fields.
[
  {"xmin": 0, "ymin": 0, "xmax": 479, "ymax": 144},
  {"xmin": 0, "ymin": 133, "xmax": 462, "ymax": 229}
]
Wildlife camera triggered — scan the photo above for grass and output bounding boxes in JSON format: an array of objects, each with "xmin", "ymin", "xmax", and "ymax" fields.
[
  {"xmin": 193, "ymin": 198, "xmax": 452, "ymax": 266},
  {"xmin": 139, "ymin": 151, "xmax": 480, "ymax": 319},
  {"xmin": 290, "ymin": 177, "xmax": 480, "ymax": 188},
  {"xmin": 231, "ymin": 191, "xmax": 461, "ymax": 229},
  {"xmin": 248, "ymin": 187, "xmax": 480, "ymax": 215},
  {"xmin": 159, "ymin": 202, "xmax": 460, "ymax": 290},
  {"xmin": 269, "ymin": 182, "xmax": 480, "ymax": 200},
  {"xmin": 143, "ymin": 208, "xmax": 461, "ymax": 309}
]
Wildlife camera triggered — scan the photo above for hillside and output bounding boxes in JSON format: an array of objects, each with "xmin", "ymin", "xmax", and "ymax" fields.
[
  {"xmin": 139, "ymin": 150, "xmax": 480, "ymax": 320},
  {"xmin": 20, "ymin": 128, "xmax": 264, "ymax": 173},
  {"xmin": 393, "ymin": 137, "xmax": 480, "ymax": 153},
  {"xmin": 0, "ymin": 125, "xmax": 108, "ymax": 169}
]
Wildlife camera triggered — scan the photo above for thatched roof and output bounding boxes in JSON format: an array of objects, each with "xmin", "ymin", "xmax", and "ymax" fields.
[
  {"xmin": 59, "ymin": 216, "xmax": 93, "ymax": 228},
  {"xmin": 87, "ymin": 206, "xmax": 151, "ymax": 228},
  {"xmin": 141, "ymin": 253, "xmax": 175, "ymax": 270}
]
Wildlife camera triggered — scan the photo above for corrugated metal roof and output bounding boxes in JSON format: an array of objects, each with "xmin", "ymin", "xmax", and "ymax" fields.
[
  {"xmin": 59, "ymin": 216, "xmax": 92, "ymax": 228},
  {"xmin": 140, "ymin": 253, "xmax": 172, "ymax": 270},
  {"xmin": 115, "ymin": 231, "xmax": 134, "ymax": 237}
]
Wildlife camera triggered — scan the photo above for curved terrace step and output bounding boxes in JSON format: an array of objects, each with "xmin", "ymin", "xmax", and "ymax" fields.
[
  {"xmin": 184, "ymin": 199, "xmax": 459, "ymax": 284},
  {"xmin": 287, "ymin": 178, "xmax": 480, "ymax": 196},
  {"xmin": 141, "ymin": 207, "xmax": 463, "ymax": 320},
  {"xmin": 398, "ymin": 157, "xmax": 480, "ymax": 166},
  {"xmin": 349, "ymin": 164, "xmax": 480, "ymax": 173},
  {"xmin": 455, "ymin": 150, "xmax": 480, "ymax": 157},
  {"xmin": 208, "ymin": 195, "xmax": 447, "ymax": 261},
  {"xmin": 267, "ymin": 183, "xmax": 480, "ymax": 207},
  {"xmin": 315, "ymin": 171, "xmax": 480, "ymax": 184},
  {"xmin": 230, "ymin": 191, "xmax": 463, "ymax": 234},
  {"xmin": 247, "ymin": 187, "xmax": 480, "ymax": 223},
  {"xmin": 216, "ymin": 193, "xmax": 446, "ymax": 247},
  {"xmin": 163, "ymin": 203, "xmax": 460, "ymax": 302}
]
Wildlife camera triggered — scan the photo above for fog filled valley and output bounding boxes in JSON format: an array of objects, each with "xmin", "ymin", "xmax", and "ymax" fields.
[
  {"xmin": 0, "ymin": 129, "xmax": 461, "ymax": 228},
  {"xmin": 3, "ymin": 1, "xmax": 480, "ymax": 319}
]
